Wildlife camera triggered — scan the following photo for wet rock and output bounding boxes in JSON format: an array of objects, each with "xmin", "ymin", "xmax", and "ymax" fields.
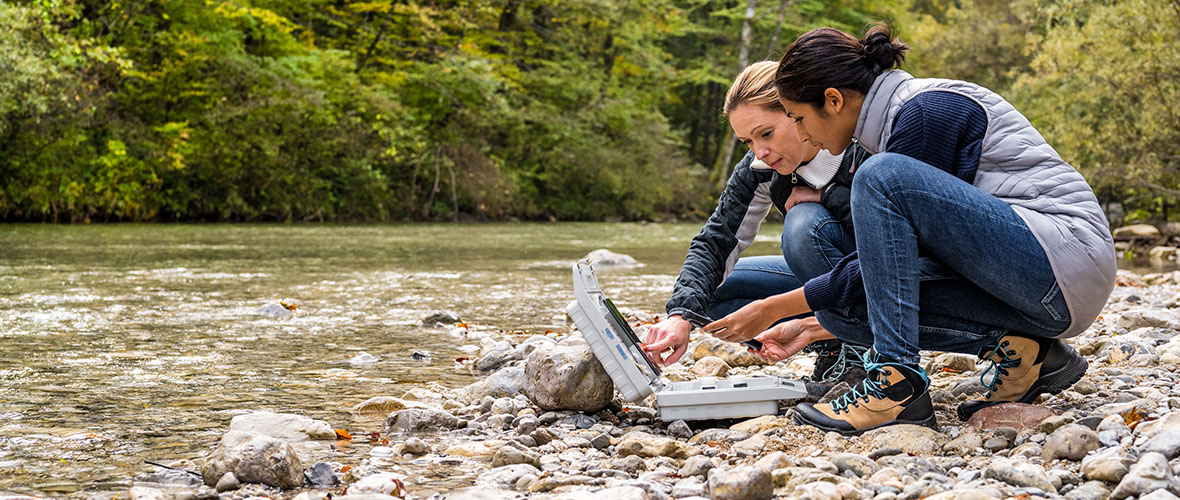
[
  {"xmin": 830, "ymin": 453, "xmax": 879, "ymax": 477},
  {"xmin": 446, "ymin": 489, "xmax": 517, "ymax": 500},
  {"xmin": 668, "ymin": 420, "xmax": 693, "ymax": 440},
  {"xmin": 983, "ymin": 436, "xmax": 1010, "ymax": 451},
  {"xmin": 410, "ymin": 350, "xmax": 432, "ymax": 362},
  {"xmin": 255, "ymin": 302, "xmax": 294, "ymax": 319},
  {"xmin": 967, "ymin": 403, "xmax": 1057, "ymax": 430},
  {"xmin": 563, "ymin": 413, "xmax": 598, "ymax": 429},
  {"xmin": 476, "ymin": 464, "xmax": 541, "ymax": 489},
  {"xmin": 444, "ymin": 440, "xmax": 505, "ymax": 459},
  {"xmin": 350, "ymin": 396, "xmax": 423, "ymax": 418},
  {"xmin": 520, "ymin": 337, "xmax": 613, "ymax": 412},
  {"xmin": 691, "ymin": 356, "xmax": 730, "ymax": 377},
  {"xmin": 983, "ymin": 458, "xmax": 1056, "ymax": 493},
  {"xmin": 200, "ymin": 431, "xmax": 303, "ymax": 490},
  {"xmin": 474, "ymin": 341, "xmax": 522, "ymax": 374},
  {"xmin": 349, "ymin": 472, "xmax": 407, "ymax": 496},
  {"xmin": 399, "ymin": 437, "xmax": 430, "ymax": 456},
  {"xmin": 616, "ymin": 432, "xmax": 695, "ymax": 459},
  {"xmin": 492, "ymin": 446, "xmax": 540, "ymax": 468},
  {"xmin": 214, "ymin": 472, "xmax": 239, "ymax": 492},
  {"xmin": 347, "ymin": 352, "xmax": 379, "ymax": 366},
  {"xmin": 1139, "ymin": 429, "xmax": 1180, "ymax": 459},
  {"xmin": 228, "ymin": 412, "xmax": 336, "ymax": 441},
  {"xmin": 707, "ymin": 466, "xmax": 773, "ymax": 500},
  {"xmin": 134, "ymin": 467, "xmax": 204, "ymax": 487},
  {"xmin": 527, "ymin": 474, "xmax": 598, "ymax": 493},
  {"xmin": 422, "ymin": 311, "xmax": 460, "ymax": 326},
  {"xmin": 303, "ymin": 462, "xmax": 339, "ymax": 488},
  {"xmin": 584, "ymin": 249, "xmax": 638, "ymax": 267},
  {"xmin": 1043, "ymin": 424, "xmax": 1101, "ymax": 462},
  {"xmin": 458, "ymin": 367, "xmax": 524, "ymax": 403},
  {"xmin": 863, "ymin": 424, "xmax": 947, "ymax": 455},
  {"xmin": 690, "ymin": 338, "xmax": 763, "ymax": 367},
  {"xmin": 1111, "ymin": 452, "xmax": 1178, "ymax": 499},
  {"xmin": 673, "ymin": 476, "xmax": 707, "ymax": 498},
  {"xmin": 385, "ymin": 408, "xmax": 463, "ymax": 433}
]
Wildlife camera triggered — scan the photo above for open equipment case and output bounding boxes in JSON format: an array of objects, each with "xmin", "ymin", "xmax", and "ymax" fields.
[{"xmin": 565, "ymin": 260, "xmax": 806, "ymax": 421}]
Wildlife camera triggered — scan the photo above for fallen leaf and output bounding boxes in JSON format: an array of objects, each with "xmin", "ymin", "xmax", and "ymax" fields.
[
  {"xmin": 340, "ymin": 465, "xmax": 352, "ymax": 473},
  {"xmin": 335, "ymin": 429, "xmax": 353, "ymax": 440}
]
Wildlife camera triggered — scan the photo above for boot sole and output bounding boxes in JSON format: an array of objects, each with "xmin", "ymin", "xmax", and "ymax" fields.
[
  {"xmin": 956, "ymin": 343, "xmax": 1088, "ymax": 421},
  {"xmin": 793, "ymin": 409, "xmax": 939, "ymax": 436}
]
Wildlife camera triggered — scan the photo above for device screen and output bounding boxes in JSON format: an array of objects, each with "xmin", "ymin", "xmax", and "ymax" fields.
[{"xmin": 603, "ymin": 297, "xmax": 662, "ymax": 376}]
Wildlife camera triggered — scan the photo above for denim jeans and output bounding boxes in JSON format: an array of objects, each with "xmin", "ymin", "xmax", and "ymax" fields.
[
  {"xmin": 706, "ymin": 203, "xmax": 850, "ymax": 320},
  {"xmin": 820, "ymin": 153, "xmax": 1071, "ymax": 365}
]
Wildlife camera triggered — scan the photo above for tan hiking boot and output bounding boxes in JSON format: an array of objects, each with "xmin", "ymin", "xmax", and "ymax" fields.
[
  {"xmin": 956, "ymin": 334, "xmax": 1088, "ymax": 421},
  {"xmin": 794, "ymin": 354, "xmax": 937, "ymax": 436}
]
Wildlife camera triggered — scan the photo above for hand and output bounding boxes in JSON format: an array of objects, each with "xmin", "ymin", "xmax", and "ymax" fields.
[
  {"xmin": 783, "ymin": 186, "xmax": 821, "ymax": 214},
  {"xmin": 750, "ymin": 318, "xmax": 819, "ymax": 363},
  {"xmin": 703, "ymin": 299, "xmax": 780, "ymax": 343},
  {"xmin": 641, "ymin": 315, "xmax": 692, "ymax": 367}
]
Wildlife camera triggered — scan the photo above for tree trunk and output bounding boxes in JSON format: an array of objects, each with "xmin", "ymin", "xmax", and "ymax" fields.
[
  {"xmin": 765, "ymin": 0, "xmax": 790, "ymax": 59},
  {"xmin": 713, "ymin": 0, "xmax": 757, "ymax": 188}
]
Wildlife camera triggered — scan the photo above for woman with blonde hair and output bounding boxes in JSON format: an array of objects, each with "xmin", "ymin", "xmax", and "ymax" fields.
[{"xmin": 642, "ymin": 61, "xmax": 870, "ymax": 387}]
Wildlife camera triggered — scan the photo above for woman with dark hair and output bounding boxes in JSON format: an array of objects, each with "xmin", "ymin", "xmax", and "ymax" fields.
[{"xmin": 704, "ymin": 26, "xmax": 1116, "ymax": 435}]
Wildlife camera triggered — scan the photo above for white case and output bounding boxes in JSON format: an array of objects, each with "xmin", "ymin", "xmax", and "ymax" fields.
[{"xmin": 566, "ymin": 260, "xmax": 807, "ymax": 421}]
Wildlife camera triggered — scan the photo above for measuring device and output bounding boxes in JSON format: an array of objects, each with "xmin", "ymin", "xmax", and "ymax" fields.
[{"xmin": 565, "ymin": 260, "xmax": 806, "ymax": 421}]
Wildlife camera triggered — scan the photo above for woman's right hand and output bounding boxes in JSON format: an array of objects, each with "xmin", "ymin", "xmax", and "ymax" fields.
[
  {"xmin": 750, "ymin": 317, "xmax": 820, "ymax": 363},
  {"xmin": 641, "ymin": 315, "xmax": 692, "ymax": 367}
]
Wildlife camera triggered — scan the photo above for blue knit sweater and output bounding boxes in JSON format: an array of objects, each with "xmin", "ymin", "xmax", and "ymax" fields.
[{"xmin": 802, "ymin": 90, "xmax": 988, "ymax": 311}]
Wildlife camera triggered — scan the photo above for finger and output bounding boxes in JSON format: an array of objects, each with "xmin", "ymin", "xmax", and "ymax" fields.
[
  {"xmin": 663, "ymin": 344, "xmax": 688, "ymax": 366},
  {"xmin": 702, "ymin": 318, "xmax": 727, "ymax": 333},
  {"xmin": 641, "ymin": 337, "xmax": 672, "ymax": 354}
]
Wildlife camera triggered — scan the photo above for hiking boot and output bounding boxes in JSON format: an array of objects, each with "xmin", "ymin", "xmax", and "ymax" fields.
[
  {"xmin": 957, "ymin": 334, "xmax": 1088, "ymax": 421},
  {"xmin": 802, "ymin": 340, "xmax": 869, "ymax": 401},
  {"xmin": 794, "ymin": 352, "xmax": 937, "ymax": 435}
]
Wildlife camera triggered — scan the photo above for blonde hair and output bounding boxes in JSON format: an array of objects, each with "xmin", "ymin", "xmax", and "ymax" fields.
[{"xmin": 724, "ymin": 61, "xmax": 783, "ymax": 115}]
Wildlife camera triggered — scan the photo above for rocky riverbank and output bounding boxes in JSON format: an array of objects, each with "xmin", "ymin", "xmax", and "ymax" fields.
[{"xmin": 55, "ymin": 268, "xmax": 1180, "ymax": 500}]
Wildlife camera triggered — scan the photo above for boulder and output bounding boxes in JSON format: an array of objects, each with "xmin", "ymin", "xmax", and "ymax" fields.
[
  {"xmin": 227, "ymin": 412, "xmax": 335, "ymax": 441},
  {"xmin": 520, "ymin": 336, "xmax": 613, "ymax": 412},
  {"xmin": 200, "ymin": 430, "xmax": 304, "ymax": 490},
  {"xmin": 691, "ymin": 337, "xmax": 764, "ymax": 367},
  {"xmin": 1113, "ymin": 224, "xmax": 1160, "ymax": 240},
  {"xmin": 385, "ymin": 408, "xmax": 463, "ymax": 433},
  {"xmin": 584, "ymin": 249, "xmax": 638, "ymax": 267},
  {"xmin": 967, "ymin": 403, "xmax": 1057, "ymax": 430}
]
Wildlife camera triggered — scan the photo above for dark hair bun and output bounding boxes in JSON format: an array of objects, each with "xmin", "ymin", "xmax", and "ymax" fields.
[{"xmin": 860, "ymin": 25, "xmax": 908, "ymax": 72}]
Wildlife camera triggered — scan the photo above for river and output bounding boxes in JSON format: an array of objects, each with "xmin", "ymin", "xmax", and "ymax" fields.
[{"xmin": 0, "ymin": 223, "xmax": 1163, "ymax": 497}]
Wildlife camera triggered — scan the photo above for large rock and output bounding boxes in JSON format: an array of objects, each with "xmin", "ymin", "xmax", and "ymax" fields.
[
  {"xmin": 708, "ymin": 466, "xmax": 773, "ymax": 500},
  {"xmin": 1111, "ymin": 452, "xmax": 1180, "ymax": 499},
  {"xmin": 584, "ymin": 249, "xmax": 638, "ymax": 267},
  {"xmin": 201, "ymin": 430, "xmax": 304, "ymax": 490},
  {"xmin": 458, "ymin": 367, "xmax": 524, "ymax": 403},
  {"xmin": 1082, "ymin": 447, "xmax": 1134, "ymax": 483},
  {"xmin": 350, "ymin": 397, "xmax": 425, "ymax": 418},
  {"xmin": 385, "ymin": 408, "xmax": 463, "ymax": 433},
  {"xmin": 1113, "ymin": 224, "xmax": 1160, "ymax": 240},
  {"xmin": 520, "ymin": 336, "xmax": 613, "ymax": 412},
  {"xmin": 967, "ymin": 403, "xmax": 1057, "ymax": 430},
  {"xmin": 228, "ymin": 412, "xmax": 336, "ymax": 441}
]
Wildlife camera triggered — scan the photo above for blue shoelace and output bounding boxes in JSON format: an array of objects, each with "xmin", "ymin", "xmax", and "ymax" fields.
[
  {"xmin": 814, "ymin": 342, "xmax": 871, "ymax": 383},
  {"xmin": 977, "ymin": 340, "xmax": 1021, "ymax": 393},
  {"xmin": 830, "ymin": 351, "xmax": 929, "ymax": 413}
]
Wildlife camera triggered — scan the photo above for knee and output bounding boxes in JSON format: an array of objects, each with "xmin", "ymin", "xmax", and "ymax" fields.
[
  {"xmin": 781, "ymin": 203, "xmax": 829, "ymax": 254},
  {"xmin": 851, "ymin": 152, "xmax": 913, "ymax": 216}
]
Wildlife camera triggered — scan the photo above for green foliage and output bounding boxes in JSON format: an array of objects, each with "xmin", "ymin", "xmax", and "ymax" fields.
[{"xmin": 1, "ymin": 0, "xmax": 1173, "ymax": 222}]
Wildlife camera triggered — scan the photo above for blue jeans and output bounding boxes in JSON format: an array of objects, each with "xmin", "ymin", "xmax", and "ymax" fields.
[
  {"xmin": 818, "ymin": 153, "xmax": 1071, "ymax": 364},
  {"xmin": 706, "ymin": 203, "xmax": 851, "ymax": 320}
]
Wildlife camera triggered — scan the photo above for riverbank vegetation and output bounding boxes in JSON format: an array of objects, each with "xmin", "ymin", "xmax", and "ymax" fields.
[{"xmin": 1, "ymin": 0, "xmax": 1176, "ymax": 222}]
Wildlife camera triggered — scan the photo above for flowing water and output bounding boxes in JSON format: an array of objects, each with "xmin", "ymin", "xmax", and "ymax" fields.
[
  {"xmin": 0, "ymin": 223, "xmax": 790, "ymax": 498},
  {"xmin": 0, "ymin": 223, "xmax": 1165, "ymax": 498}
]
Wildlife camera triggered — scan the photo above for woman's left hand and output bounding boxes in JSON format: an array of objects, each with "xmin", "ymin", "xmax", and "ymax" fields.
[
  {"xmin": 703, "ymin": 299, "xmax": 780, "ymax": 343},
  {"xmin": 783, "ymin": 186, "xmax": 821, "ymax": 214},
  {"xmin": 750, "ymin": 318, "xmax": 818, "ymax": 363}
]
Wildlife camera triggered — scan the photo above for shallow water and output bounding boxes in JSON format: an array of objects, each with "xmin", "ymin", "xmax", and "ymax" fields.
[{"xmin": 0, "ymin": 223, "xmax": 790, "ymax": 498}]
